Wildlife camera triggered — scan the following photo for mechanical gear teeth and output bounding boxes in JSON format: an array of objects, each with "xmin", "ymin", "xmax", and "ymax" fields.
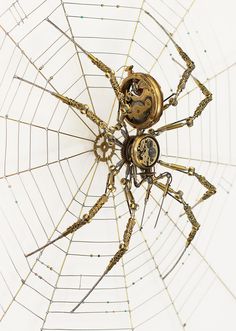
[{"xmin": 94, "ymin": 133, "xmax": 115, "ymax": 162}]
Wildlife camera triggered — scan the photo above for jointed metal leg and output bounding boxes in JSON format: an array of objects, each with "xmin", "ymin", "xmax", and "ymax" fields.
[
  {"xmin": 14, "ymin": 76, "xmax": 114, "ymax": 139},
  {"xmin": 154, "ymin": 179, "xmax": 200, "ymax": 278},
  {"xmin": 159, "ymin": 160, "xmax": 216, "ymax": 210},
  {"xmin": 154, "ymin": 180, "xmax": 200, "ymax": 248},
  {"xmin": 152, "ymin": 172, "xmax": 172, "ymax": 228},
  {"xmin": 47, "ymin": 19, "xmax": 130, "ymax": 119},
  {"xmin": 121, "ymin": 177, "xmax": 139, "ymax": 217},
  {"xmin": 25, "ymin": 166, "xmax": 119, "ymax": 257},
  {"xmin": 144, "ymin": 11, "xmax": 195, "ymax": 110},
  {"xmin": 53, "ymin": 93, "xmax": 113, "ymax": 134},
  {"xmin": 71, "ymin": 216, "xmax": 136, "ymax": 312},
  {"xmin": 163, "ymin": 40, "xmax": 195, "ymax": 110},
  {"xmin": 71, "ymin": 178, "xmax": 137, "ymax": 312},
  {"xmin": 153, "ymin": 75, "xmax": 212, "ymax": 135},
  {"xmin": 144, "ymin": 11, "xmax": 212, "ymax": 135},
  {"xmin": 140, "ymin": 182, "xmax": 153, "ymax": 229}
]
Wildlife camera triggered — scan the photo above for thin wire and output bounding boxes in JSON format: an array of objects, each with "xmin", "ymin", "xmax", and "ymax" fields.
[{"xmin": 0, "ymin": 0, "xmax": 236, "ymax": 330}]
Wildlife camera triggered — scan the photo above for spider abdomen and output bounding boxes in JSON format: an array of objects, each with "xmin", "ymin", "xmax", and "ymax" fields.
[{"xmin": 121, "ymin": 134, "xmax": 160, "ymax": 169}]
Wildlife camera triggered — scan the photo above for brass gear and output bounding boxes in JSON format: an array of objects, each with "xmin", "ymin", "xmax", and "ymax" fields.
[{"xmin": 94, "ymin": 133, "xmax": 115, "ymax": 162}]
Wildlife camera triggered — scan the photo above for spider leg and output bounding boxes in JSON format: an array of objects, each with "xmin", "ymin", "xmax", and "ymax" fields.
[
  {"xmin": 152, "ymin": 172, "xmax": 172, "ymax": 228},
  {"xmin": 154, "ymin": 179, "xmax": 200, "ymax": 278},
  {"xmin": 71, "ymin": 179, "xmax": 137, "ymax": 312},
  {"xmin": 25, "ymin": 165, "xmax": 120, "ymax": 258},
  {"xmin": 159, "ymin": 160, "xmax": 216, "ymax": 213},
  {"xmin": 121, "ymin": 178, "xmax": 139, "ymax": 218},
  {"xmin": 47, "ymin": 19, "xmax": 129, "ymax": 119},
  {"xmin": 53, "ymin": 93, "xmax": 112, "ymax": 135},
  {"xmin": 163, "ymin": 41, "xmax": 195, "ymax": 110},
  {"xmin": 144, "ymin": 11, "xmax": 195, "ymax": 109},
  {"xmin": 153, "ymin": 76, "xmax": 212, "ymax": 135},
  {"xmin": 155, "ymin": 181, "xmax": 200, "ymax": 247},
  {"xmin": 14, "ymin": 76, "xmax": 113, "ymax": 139},
  {"xmin": 140, "ymin": 182, "xmax": 153, "ymax": 229}
]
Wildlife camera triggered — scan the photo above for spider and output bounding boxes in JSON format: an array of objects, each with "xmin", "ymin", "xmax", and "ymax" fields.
[{"xmin": 15, "ymin": 11, "xmax": 216, "ymax": 312}]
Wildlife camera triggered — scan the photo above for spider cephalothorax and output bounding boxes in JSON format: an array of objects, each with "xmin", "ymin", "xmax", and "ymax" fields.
[
  {"xmin": 16, "ymin": 11, "xmax": 216, "ymax": 313},
  {"xmin": 120, "ymin": 67, "xmax": 163, "ymax": 129}
]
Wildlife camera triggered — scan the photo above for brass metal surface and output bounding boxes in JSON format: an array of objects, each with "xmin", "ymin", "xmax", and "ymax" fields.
[
  {"xmin": 18, "ymin": 17, "xmax": 217, "ymax": 309},
  {"xmin": 120, "ymin": 72, "xmax": 163, "ymax": 129},
  {"xmin": 131, "ymin": 134, "xmax": 160, "ymax": 169},
  {"xmin": 94, "ymin": 133, "xmax": 115, "ymax": 162}
]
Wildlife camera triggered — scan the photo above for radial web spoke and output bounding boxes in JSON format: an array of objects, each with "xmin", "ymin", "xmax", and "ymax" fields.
[{"xmin": 0, "ymin": 1, "xmax": 236, "ymax": 330}]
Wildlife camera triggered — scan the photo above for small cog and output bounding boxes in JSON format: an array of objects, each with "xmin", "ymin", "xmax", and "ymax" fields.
[{"xmin": 94, "ymin": 133, "xmax": 115, "ymax": 162}]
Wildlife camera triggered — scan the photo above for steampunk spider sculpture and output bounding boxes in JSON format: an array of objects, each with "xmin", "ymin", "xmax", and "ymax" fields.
[{"xmin": 16, "ymin": 12, "xmax": 216, "ymax": 312}]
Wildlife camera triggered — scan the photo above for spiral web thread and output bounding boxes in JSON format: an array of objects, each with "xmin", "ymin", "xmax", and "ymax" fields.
[{"xmin": 0, "ymin": 1, "xmax": 236, "ymax": 330}]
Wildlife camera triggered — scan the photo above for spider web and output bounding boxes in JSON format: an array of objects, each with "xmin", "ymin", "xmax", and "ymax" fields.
[{"xmin": 0, "ymin": 1, "xmax": 236, "ymax": 330}]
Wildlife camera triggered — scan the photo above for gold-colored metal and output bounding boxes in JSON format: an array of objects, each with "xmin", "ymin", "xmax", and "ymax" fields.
[
  {"xmin": 183, "ymin": 203, "xmax": 200, "ymax": 247},
  {"xmin": 63, "ymin": 194, "xmax": 109, "ymax": 236},
  {"xmin": 121, "ymin": 178, "xmax": 138, "ymax": 216},
  {"xmin": 72, "ymin": 177, "xmax": 137, "ymax": 312},
  {"xmin": 93, "ymin": 133, "xmax": 115, "ymax": 162},
  {"xmin": 106, "ymin": 217, "xmax": 136, "ymax": 271},
  {"xmin": 159, "ymin": 160, "xmax": 192, "ymax": 173},
  {"xmin": 18, "ymin": 15, "xmax": 216, "ymax": 301},
  {"xmin": 154, "ymin": 75, "xmax": 212, "ymax": 135},
  {"xmin": 87, "ymin": 53, "xmax": 129, "ymax": 113},
  {"xmin": 25, "ymin": 166, "xmax": 119, "ymax": 257},
  {"xmin": 154, "ymin": 180, "xmax": 200, "ymax": 248},
  {"xmin": 131, "ymin": 134, "xmax": 160, "ymax": 169},
  {"xmin": 144, "ymin": 11, "xmax": 195, "ymax": 111},
  {"xmin": 53, "ymin": 93, "xmax": 112, "ymax": 134},
  {"xmin": 25, "ymin": 193, "xmax": 109, "ymax": 258},
  {"xmin": 194, "ymin": 173, "xmax": 217, "ymax": 204},
  {"xmin": 152, "ymin": 172, "xmax": 172, "ymax": 228},
  {"xmin": 14, "ymin": 75, "xmax": 117, "ymax": 139},
  {"xmin": 120, "ymin": 71, "xmax": 163, "ymax": 129},
  {"xmin": 47, "ymin": 18, "xmax": 129, "ymax": 117},
  {"xmin": 72, "ymin": 216, "xmax": 136, "ymax": 312},
  {"xmin": 159, "ymin": 160, "xmax": 216, "ymax": 209},
  {"xmin": 153, "ymin": 117, "xmax": 193, "ymax": 134},
  {"xmin": 163, "ymin": 42, "xmax": 195, "ymax": 110},
  {"xmin": 192, "ymin": 77, "xmax": 213, "ymax": 119}
]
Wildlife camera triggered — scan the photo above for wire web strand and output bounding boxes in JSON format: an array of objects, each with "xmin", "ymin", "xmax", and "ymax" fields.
[{"xmin": 0, "ymin": 0, "xmax": 236, "ymax": 330}]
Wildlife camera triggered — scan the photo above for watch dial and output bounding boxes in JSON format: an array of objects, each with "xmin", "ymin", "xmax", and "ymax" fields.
[{"xmin": 136, "ymin": 136, "xmax": 159, "ymax": 168}]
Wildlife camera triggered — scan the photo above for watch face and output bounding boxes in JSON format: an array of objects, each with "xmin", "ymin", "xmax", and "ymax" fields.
[
  {"xmin": 131, "ymin": 135, "xmax": 160, "ymax": 169},
  {"xmin": 120, "ymin": 72, "xmax": 163, "ymax": 130}
]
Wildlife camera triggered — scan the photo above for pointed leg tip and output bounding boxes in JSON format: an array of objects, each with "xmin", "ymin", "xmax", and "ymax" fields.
[
  {"xmin": 25, "ymin": 251, "xmax": 34, "ymax": 258},
  {"xmin": 161, "ymin": 271, "xmax": 169, "ymax": 280},
  {"xmin": 154, "ymin": 220, "xmax": 158, "ymax": 228},
  {"xmin": 25, "ymin": 251, "xmax": 35, "ymax": 258},
  {"xmin": 71, "ymin": 303, "xmax": 81, "ymax": 313},
  {"xmin": 71, "ymin": 306, "xmax": 77, "ymax": 313}
]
